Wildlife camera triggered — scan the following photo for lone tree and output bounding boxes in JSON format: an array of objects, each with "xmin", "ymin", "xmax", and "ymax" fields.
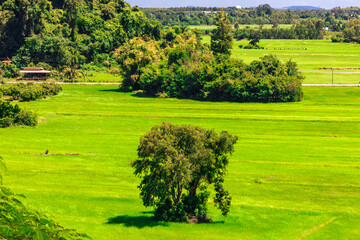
[
  {"xmin": 132, "ymin": 122, "xmax": 238, "ymax": 223},
  {"xmin": 211, "ymin": 10, "xmax": 233, "ymax": 58}
]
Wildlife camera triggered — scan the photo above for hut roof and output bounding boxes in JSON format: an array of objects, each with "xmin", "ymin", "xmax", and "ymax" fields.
[
  {"xmin": 1, "ymin": 57, "xmax": 12, "ymax": 63},
  {"xmin": 20, "ymin": 67, "xmax": 51, "ymax": 74}
]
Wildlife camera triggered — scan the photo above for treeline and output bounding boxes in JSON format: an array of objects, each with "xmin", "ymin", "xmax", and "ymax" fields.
[
  {"xmin": 117, "ymin": 12, "xmax": 303, "ymax": 103},
  {"xmin": 142, "ymin": 5, "xmax": 360, "ymax": 27},
  {"xmin": 234, "ymin": 19, "xmax": 325, "ymax": 40},
  {"xmin": 0, "ymin": 0, "xmax": 161, "ymax": 77}
]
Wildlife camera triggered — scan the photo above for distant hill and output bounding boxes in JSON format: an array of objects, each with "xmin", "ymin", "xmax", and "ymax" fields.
[{"xmin": 281, "ymin": 6, "xmax": 323, "ymax": 10}]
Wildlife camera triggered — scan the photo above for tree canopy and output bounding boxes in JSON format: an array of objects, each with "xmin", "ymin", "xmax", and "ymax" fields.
[
  {"xmin": 0, "ymin": 0, "xmax": 161, "ymax": 72},
  {"xmin": 132, "ymin": 122, "xmax": 238, "ymax": 223},
  {"xmin": 211, "ymin": 10, "xmax": 233, "ymax": 57}
]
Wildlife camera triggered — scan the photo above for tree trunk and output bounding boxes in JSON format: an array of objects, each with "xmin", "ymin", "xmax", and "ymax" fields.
[{"xmin": 175, "ymin": 184, "xmax": 182, "ymax": 205}]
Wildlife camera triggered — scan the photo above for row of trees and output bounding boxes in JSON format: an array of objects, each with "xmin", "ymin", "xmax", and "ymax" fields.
[
  {"xmin": 235, "ymin": 19, "xmax": 325, "ymax": 40},
  {"xmin": 142, "ymin": 5, "xmax": 360, "ymax": 26}
]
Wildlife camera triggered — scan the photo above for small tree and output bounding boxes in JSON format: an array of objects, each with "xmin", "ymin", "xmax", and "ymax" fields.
[
  {"xmin": 115, "ymin": 37, "xmax": 161, "ymax": 91},
  {"xmin": 132, "ymin": 122, "xmax": 238, "ymax": 223},
  {"xmin": 211, "ymin": 10, "xmax": 233, "ymax": 58}
]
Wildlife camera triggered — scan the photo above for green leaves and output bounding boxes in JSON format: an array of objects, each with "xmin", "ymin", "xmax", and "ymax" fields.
[
  {"xmin": 0, "ymin": 156, "xmax": 7, "ymax": 185},
  {"xmin": 132, "ymin": 122, "xmax": 238, "ymax": 222},
  {"xmin": 211, "ymin": 10, "xmax": 233, "ymax": 57},
  {"xmin": 0, "ymin": 100, "xmax": 37, "ymax": 128}
]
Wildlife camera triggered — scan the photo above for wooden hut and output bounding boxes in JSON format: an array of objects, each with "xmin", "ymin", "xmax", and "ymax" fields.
[{"xmin": 20, "ymin": 67, "xmax": 51, "ymax": 80}]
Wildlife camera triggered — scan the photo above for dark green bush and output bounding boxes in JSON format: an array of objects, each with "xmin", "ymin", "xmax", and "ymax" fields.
[
  {"xmin": 13, "ymin": 109, "xmax": 38, "ymax": 126},
  {"xmin": 0, "ymin": 101, "xmax": 37, "ymax": 127}
]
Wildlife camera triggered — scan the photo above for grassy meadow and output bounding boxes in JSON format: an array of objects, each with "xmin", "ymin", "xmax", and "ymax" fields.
[
  {"xmin": 0, "ymin": 85, "xmax": 359, "ymax": 239},
  {"xmin": 203, "ymin": 36, "xmax": 360, "ymax": 84}
]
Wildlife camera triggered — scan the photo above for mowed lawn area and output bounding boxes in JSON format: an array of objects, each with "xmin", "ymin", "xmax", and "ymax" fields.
[
  {"xmin": 203, "ymin": 36, "xmax": 360, "ymax": 84},
  {"xmin": 1, "ymin": 85, "xmax": 360, "ymax": 239}
]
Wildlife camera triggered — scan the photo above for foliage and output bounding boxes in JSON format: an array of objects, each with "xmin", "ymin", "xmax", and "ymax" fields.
[
  {"xmin": 112, "ymin": 10, "xmax": 303, "ymax": 103},
  {"xmin": 332, "ymin": 18, "xmax": 360, "ymax": 43},
  {"xmin": 114, "ymin": 37, "xmax": 162, "ymax": 90},
  {"xmin": 0, "ymin": 100, "xmax": 37, "ymax": 127},
  {"xmin": 132, "ymin": 122, "xmax": 238, "ymax": 223},
  {"xmin": 0, "ymin": 83, "xmax": 62, "ymax": 102},
  {"xmin": 211, "ymin": 11, "xmax": 233, "ymax": 57},
  {"xmin": 0, "ymin": 0, "xmax": 161, "ymax": 77},
  {"xmin": 205, "ymin": 56, "xmax": 303, "ymax": 102},
  {"xmin": 0, "ymin": 62, "xmax": 20, "ymax": 78},
  {"xmin": 0, "ymin": 0, "xmax": 53, "ymax": 57},
  {"xmin": 234, "ymin": 19, "xmax": 325, "ymax": 40},
  {"xmin": 0, "ymin": 156, "xmax": 90, "ymax": 239},
  {"xmin": 142, "ymin": 5, "xmax": 358, "ymax": 27},
  {"xmin": 137, "ymin": 40, "xmax": 303, "ymax": 102}
]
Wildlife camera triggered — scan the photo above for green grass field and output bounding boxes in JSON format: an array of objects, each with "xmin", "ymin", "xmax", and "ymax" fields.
[
  {"xmin": 71, "ymin": 71, "xmax": 123, "ymax": 83},
  {"xmin": 203, "ymin": 37, "xmax": 360, "ymax": 84},
  {"xmin": 1, "ymin": 85, "xmax": 359, "ymax": 239}
]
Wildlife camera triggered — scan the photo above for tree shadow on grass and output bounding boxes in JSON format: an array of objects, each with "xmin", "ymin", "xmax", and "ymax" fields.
[
  {"xmin": 97, "ymin": 89, "xmax": 156, "ymax": 98},
  {"xmin": 98, "ymin": 88, "xmax": 122, "ymax": 92},
  {"xmin": 106, "ymin": 215, "xmax": 169, "ymax": 229}
]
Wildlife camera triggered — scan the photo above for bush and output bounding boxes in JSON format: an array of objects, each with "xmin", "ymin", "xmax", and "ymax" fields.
[
  {"xmin": 0, "ymin": 83, "xmax": 62, "ymax": 102},
  {"xmin": 13, "ymin": 109, "xmax": 38, "ymax": 126},
  {"xmin": 0, "ymin": 62, "xmax": 20, "ymax": 78},
  {"xmin": 0, "ymin": 101, "xmax": 37, "ymax": 127}
]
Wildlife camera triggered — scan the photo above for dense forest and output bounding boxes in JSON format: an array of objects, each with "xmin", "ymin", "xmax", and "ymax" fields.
[{"xmin": 0, "ymin": 0, "xmax": 161, "ymax": 76}]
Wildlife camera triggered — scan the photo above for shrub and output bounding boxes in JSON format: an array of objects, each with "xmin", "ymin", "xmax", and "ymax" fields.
[
  {"xmin": 0, "ymin": 83, "xmax": 62, "ymax": 102},
  {"xmin": 13, "ymin": 109, "xmax": 38, "ymax": 126},
  {"xmin": 0, "ymin": 101, "xmax": 37, "ymax": 128}
]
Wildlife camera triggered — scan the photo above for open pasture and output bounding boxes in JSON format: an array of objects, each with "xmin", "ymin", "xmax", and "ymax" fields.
[
  {"xmin": 203, "ymin": 37, "xmax": 360, "ymax": 84},
  {"xmin": 0, "ymin": 85, "xmax": 360, "ymax": 239}
]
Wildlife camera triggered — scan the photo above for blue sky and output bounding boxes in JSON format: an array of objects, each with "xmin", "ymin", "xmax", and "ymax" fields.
[{"xmin": 126, "ymin": 0, "xmax": 359, "ymax": 9}]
